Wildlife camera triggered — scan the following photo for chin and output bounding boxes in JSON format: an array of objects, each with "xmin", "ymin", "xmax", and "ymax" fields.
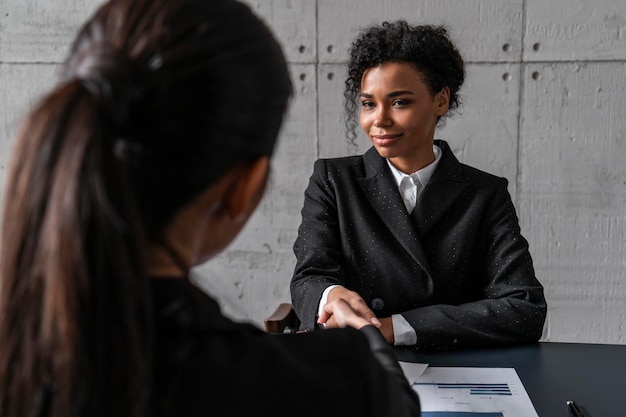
[{"xmin": 373, "ymin": 146, "xmax": 395, "ymax": 159}]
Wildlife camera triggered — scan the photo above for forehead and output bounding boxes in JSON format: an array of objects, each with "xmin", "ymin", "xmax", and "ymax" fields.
[{"xmin": 360, "ymin": 62, "xmax": 427, "ymax": 92}]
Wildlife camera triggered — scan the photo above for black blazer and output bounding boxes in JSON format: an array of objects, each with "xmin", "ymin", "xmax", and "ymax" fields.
[
  {"xmin": 151, "ymin": 278, "xmax": 419, "ymax": 416},
  {"xmin": 291, "ymin": 140, "xmax": 547, "ymax": 351}
]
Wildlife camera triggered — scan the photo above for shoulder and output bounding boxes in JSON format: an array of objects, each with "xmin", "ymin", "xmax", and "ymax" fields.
[
  {"xmin": 313, "ymin": 154, "xmax": 366, "ymax": 176},
  {"xmin": 459, "ymin": 163, "xmax": 508, "ymax": 188},
  {"xmin": 312, "ymin": 147, "xmax": 384, "ymax": 179},
  {"xmin": 436, "ymin": 140, "xmax": 508, "ymax": 190}
]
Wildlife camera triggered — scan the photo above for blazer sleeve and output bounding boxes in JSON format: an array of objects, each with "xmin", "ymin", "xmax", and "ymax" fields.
[
  {"xmin": 253, "ymin": 326, "xmax": 422, "ymax": 417},
  {"xmin": 291, "ymin": 159, "xmax": 345, "ymax": 331},
  {"xmin": 402, "ymin": 178, "xmax": 547, "ymax": 351},
  {"xmin": 154, "ymin": 281, "xmax": 421, "ymax": 417}
]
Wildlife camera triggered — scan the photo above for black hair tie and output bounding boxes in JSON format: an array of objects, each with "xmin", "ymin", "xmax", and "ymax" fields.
[{"xmin": 74, "ymin": 49, "xmax": 148, "ymax": 139}]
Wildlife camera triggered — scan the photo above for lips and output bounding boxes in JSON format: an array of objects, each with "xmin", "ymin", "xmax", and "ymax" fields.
[{"xmin": 371, "ymin": 133, "xmax": 402, "ymax": 146}]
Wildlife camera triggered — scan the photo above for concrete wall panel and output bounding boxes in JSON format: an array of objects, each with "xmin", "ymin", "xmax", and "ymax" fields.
[
  {"xmin": 0, "ymin": 0, "xmax": 101, "ymax": 63},
  {"xmin": 318, "ymin": 0, "xmax": 524, "ymax": 64},
  {"xmin": 525, "ymin": 0, "xmax": 626, "ymax": 61},
  {"xmin": 239, "ymin": 0, "xmax": 317, "ymax": 63},
  {"xmin": 437, "ymin": 63, "xmax": 521, "ymax": 193},
  {"xmin": 519, "ymin": 62, "xmax": 626, "ymax": 195},
  {"xmin": 0, "ymin": 63, "xmax": 60, "ymax": 196},
  {"xmin": 519, "ymin": 62, "xmax": 626, "ymax": 342}
]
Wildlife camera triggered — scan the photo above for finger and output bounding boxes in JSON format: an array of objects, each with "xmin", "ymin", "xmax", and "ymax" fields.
[
  {"xmin": 369, "ymin": 316, "xmax": 382, "ymax": 327},
  {"xmin": 330, "ymin": 289, "xmax": 381, "ymax": 327},
  {"xmin": 318, "ymin": 306, "xmax": 341, "ymax": 329},
  {"xmin": 318, "ymin": 309, "xmax": 331, "ymax": 325},
  {"xmin": 321, "ymin": 299, "xmax": 348, "ymax": 327},
  {"xmin": 325, "ymin": 315, "xmax": 339, "ymax": 328},
  {"xmin": 324, "ymin": 299, "xmax": 372, "ymax": 329},
  {"xmin": 348, "ymin": 296, "xmax": 381, "ymax": 327}
]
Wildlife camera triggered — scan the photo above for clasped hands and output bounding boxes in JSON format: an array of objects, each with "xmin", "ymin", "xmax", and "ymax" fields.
[{"xmin": 317, "ymin": 286, "xmax": 395, "ymax": 344}]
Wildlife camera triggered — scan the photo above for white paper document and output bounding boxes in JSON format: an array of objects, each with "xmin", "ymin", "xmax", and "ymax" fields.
[
  {"xmin": 401, "ymin": 365, "xmax": 539, "ymax": 417},
  {"xmin": 399, "ymin": 361, "xmax": 429, "ymax": 384}
]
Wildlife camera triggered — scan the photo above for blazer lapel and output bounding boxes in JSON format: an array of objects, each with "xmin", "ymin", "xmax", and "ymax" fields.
[
  {"xmin": 413, "ymin": 140, "xmax": 469, "ymax": 236},
  {"xmin": 356, "ymin": 147, "xmax": 433, "ymax": 277}
]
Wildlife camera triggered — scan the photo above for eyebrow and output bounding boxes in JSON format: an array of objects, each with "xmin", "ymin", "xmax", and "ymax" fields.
[{"xmin": 359, "ymin": 90, "xmax": 415, "ymax": 99}]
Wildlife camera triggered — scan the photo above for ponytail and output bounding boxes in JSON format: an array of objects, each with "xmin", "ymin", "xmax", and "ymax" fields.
[
  {"xmin": 0, "ymin": 0, "xmax": 293, "ymax": 415},
  {"xmin": 0, "ymin": 80, "xmax": 152, "ymax": 417}
]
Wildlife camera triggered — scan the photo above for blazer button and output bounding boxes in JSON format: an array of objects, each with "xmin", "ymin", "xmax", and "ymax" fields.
[{"xmin": 371, "ymin": 297, "xmax": 385, "ymax": 311}]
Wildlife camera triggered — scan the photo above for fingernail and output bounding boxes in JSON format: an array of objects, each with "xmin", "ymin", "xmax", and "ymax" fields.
[{"xmin": 371, "ymin": 317, "xmax": 381, "ymax": 326}]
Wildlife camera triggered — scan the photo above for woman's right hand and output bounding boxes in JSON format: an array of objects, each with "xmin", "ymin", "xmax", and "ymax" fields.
[
  {"xmin": 318, "ymin": 287, "xmax": 381, "ymax": 329},
  {"xmin": 318, "ymin": 298, "xmax": 372, "ymax": 329}
]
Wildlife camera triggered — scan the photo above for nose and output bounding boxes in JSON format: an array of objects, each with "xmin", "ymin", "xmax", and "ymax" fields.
[{"xmin": 372, "ymin": 106, "xmax": 392, "ymax": 128}]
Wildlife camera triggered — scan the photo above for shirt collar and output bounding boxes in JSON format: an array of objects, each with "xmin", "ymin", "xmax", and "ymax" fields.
[{"xmin": 386, "ymin": 144, "xmax": 442, "ymax": 189}]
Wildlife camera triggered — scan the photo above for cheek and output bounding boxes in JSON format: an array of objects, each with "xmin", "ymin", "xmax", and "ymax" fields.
[
  {"xmin": 405, "ymin": 117, "xmax": 424, "ymax": 132},
  {"xmin": 359, "ymin": 111, "xmax": 370, "ymax": 131},
  {"xmin": 404, "ymin": 109, "xmax": 435, "ymax": 131}
]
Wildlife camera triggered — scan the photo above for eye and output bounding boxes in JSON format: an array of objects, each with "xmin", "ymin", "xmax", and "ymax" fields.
[
  {"xmin": 392, "ymin": 99, "xmax": 410, "ymax": 106},
  {"xmin": 360, "ymin": 100, "xmax": 375, "ymax": 109}
]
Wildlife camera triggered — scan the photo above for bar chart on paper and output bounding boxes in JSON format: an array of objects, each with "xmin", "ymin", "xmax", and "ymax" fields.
[{"xmin": 410, "ymin": 367, "xmax": 539, "ymax": 417}]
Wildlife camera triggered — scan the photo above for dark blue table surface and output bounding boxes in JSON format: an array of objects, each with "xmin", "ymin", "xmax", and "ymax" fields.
[{"xmin": 395, "ymin": 342, "xmax": 626, "ymax": 417}]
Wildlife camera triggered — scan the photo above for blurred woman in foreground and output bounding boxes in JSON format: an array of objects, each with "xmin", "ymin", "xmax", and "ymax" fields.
[{"xmin": 0, "ymin": 1, "xmax": 420, "ymax": 416}]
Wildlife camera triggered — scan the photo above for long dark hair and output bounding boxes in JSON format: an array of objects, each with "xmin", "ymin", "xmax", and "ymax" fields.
[{"xmin": 0, "ymin": 0, "xmax": 291, "ymax": 416}]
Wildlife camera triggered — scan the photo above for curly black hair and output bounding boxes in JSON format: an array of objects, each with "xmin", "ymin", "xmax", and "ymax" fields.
[{"xmin": 344, "ymin": 21, "xmax": 465, "ymax": 141}]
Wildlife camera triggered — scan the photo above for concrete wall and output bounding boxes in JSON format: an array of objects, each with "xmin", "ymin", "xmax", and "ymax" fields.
[{"xmin": 1, "ymin": 0, "xmax": 624, "ymax": 344}]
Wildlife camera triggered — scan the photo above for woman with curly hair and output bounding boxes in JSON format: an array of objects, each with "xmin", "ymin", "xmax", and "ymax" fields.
[
  {"xmin": 291, "ymin": 21, "xmax": 547, "ymax": 351},
  {"xmin": 0, "ymin": 3, "xmax": 420, "ymax": 417}
]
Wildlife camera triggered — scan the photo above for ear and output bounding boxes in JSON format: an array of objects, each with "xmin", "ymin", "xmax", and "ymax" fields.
[
  {"xmin": 224, "ymin": 157, "xmax": 270, "ymax": 223},
  {"xmin": 434, "ymin": 86, "xmax": 451, "ymax": 116}
]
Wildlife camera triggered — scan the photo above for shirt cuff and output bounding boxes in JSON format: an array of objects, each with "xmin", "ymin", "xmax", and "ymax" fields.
[
  {"xmin": 317, "ymin": 285, "xmax": 341, "ymax": 320},
  {"xmin": 392, "ymin": 314, "xmax": 417, "ymax": 346}
]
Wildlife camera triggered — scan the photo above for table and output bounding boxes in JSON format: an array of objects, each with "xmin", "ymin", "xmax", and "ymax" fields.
[{"xmin": 395, "ymin": 342, "xmax": 626, "ymax": 417}]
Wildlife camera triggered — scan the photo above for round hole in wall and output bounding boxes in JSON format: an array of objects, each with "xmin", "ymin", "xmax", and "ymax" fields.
[
  {"xmin": 298, "ymin": 45, "xmax": 306, "ymax": 54},
  {"xmin": 531, "ymin": 71, "xmax": 541, "ymax": 80},
  {"xmin": 327, "ymin": 45, "xmax": 335, "ymax": 53},
  {"xmin": 502, "ymin": 72, "xmax": 512, "ymax": 81},
  {"xmin": 327, "ymin": 72, "xmax": 334, "ymax": 81},
  {"xmin": 502, "ymin": 43, "xmax": 511, "ymax": 52},
  {"xmin": 533, "ymin": 42, "xmax": 541, "ymax": 52},
  {"xmin": 299, "ymin": 73, "xmax": 306, "ymax": 81}
]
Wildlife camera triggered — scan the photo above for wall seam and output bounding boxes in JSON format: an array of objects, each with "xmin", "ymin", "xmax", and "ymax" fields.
[
  {"xmin": 314, "ymin": 0, "xmax": 320, "ymax": 160},
  {"xmin": 515, "ymin": 0, "xmax": 527, "ymax": 209}
]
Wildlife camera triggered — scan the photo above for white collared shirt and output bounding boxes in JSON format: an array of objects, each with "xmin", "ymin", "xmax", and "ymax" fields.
[
  {"xmin": 386, "ymin": 144, "xmax": 442, "ymax": 213},
  {"xmin": 318, "ymin": 144, "xmax": 443, "ymax": 346}
]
